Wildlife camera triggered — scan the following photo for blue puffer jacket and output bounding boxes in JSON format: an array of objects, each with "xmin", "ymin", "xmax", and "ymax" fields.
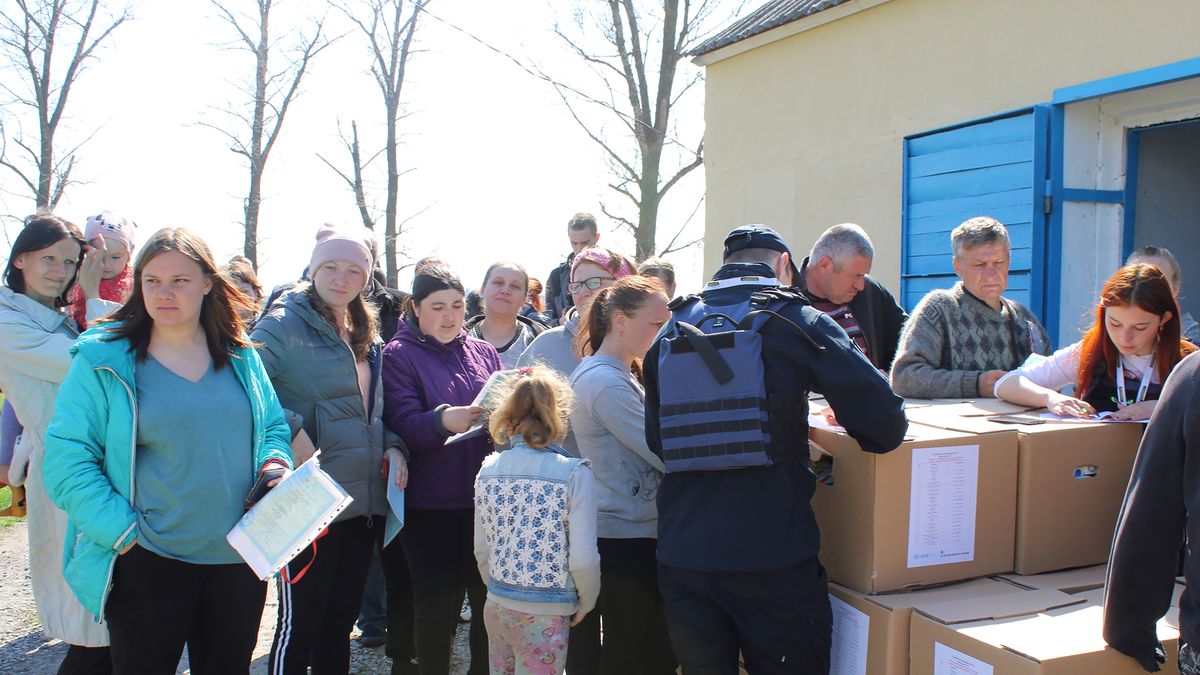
[{"xmin": 42, "ymin": 324, "xmax": 293, "ymax": 621}]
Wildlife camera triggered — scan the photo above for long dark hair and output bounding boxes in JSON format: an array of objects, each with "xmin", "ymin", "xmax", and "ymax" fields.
[
  {"xmin": 1077, "ymin": 263, "xmax": 1196, "ymax": 394},
  {"xmin": 100, "ymin": 228, "xmax": 258, "ymax": 370},
  {"xmin": 305, "ymin": 283, "xmax": 379, "ymax": 361},
  {"xmin": 4, "ymin": 214, "xmax": 86, "ymax": 308},
  {"xmin": 575, "ymin": 275, "xmax": 661, "ymax": 382}
]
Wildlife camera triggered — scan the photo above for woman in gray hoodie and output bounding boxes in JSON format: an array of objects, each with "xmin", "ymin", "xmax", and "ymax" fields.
[{"xmin": 569, "ymin": 275, "xmax": 677, "ymax": 675}]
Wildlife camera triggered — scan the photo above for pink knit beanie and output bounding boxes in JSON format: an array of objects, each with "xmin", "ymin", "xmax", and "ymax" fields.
[
  {"xmin": 309, "ymin": 223, "xmax": 375, "ymax": 291},
  {"xmin": 84, "ymin": 211, "xmax": 137, "ymax": 253}
]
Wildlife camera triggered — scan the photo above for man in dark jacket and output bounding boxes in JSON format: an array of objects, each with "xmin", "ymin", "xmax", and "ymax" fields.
[
  {"xmin": 544, "ymin": 212, "xmax": 600, "ymax": 325},
  {"xmin": 795, "ymin": 223, "xmax": 907, "ymax": 372},
  {"xmin": 1104, "ymin": 351, "xmax": 1200, "ymax": 674},
  {"xmin": 368, "ymin": 269, "xmax": 410, "ymax": 343},
  {"xmin": 644, "ymin": 224, "xmax": 908, "ymax": 674}
]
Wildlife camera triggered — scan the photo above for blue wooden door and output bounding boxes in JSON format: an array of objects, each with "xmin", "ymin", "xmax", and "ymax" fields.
[{"xmin": 901, "ymin": 107, "xmax": 1051, "ymax": 320}]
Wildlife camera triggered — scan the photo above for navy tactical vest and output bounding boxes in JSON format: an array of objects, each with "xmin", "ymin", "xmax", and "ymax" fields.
[{"xmin": 655, "ymin": 287, "xmax": 822, "ymax": 473}]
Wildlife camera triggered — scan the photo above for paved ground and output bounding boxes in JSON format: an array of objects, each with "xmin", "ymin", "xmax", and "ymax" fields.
[{"xmin": 0, "ymin": 518, "xmax": 471, "ymax": 674}]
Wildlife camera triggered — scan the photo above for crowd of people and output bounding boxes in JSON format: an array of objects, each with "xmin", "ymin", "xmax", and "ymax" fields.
[{"xmin": 0, "ymin": 207, "xmax": 1196, "ymax": 675}]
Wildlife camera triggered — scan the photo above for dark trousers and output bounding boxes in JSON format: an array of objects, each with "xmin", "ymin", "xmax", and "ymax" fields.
[
  {"xmin": 269, "ymin": 516, "xmax": 377, "ymax": 675},
  {"xmin": 358, "ymin": 546, "xmax": 388, "ymax": 638},
  {"xmin": 596, "ymin": 537, "xmax": 676, "ymax": 675},
  {"xmin": 401, "ymin": 508, "xmax": 488, "ymax": 675},
  {"xmin": 56, "ymin": 646, "xmax": 113, "ymax": 675},
  {"xmin": 566, "ymin": 602, "xmax": 601, "ymax": 675},
  {"xmin": 104, "ymin": 545, "xmax": 266, "ymax": 675},
  {"xmin": 381, "ymin": 534, "xmax": 416, "ymax": 663},
  {"xmin": 658, "ymin": 558, "xmax": 832, "ymax": 675}
]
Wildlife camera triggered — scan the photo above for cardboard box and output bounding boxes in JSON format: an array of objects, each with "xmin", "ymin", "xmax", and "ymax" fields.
[
  {"xmin": 998, "ymin": 565, "xmax": 1108, "ymax": 595},
  {"xmin": 829, "ymin": 579, "xmax": 1080, "ymax": 675},
  {"xmin": 906, "ymin": 405, "xmax": 1145, "ymax": 574},
  {"xmin": 907, "ymin": 398, "xmax": 1040, "ymax": 416},
  {"xmin": 811, "ymin": 421, "xmax": 1018, "ymax": 594},
  {"xmin": 910, "ymin": 589, "xmax": 1180, "ymax": 674}
]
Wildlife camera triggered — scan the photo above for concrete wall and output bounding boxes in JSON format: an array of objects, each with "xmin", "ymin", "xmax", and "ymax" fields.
[{"xmin": 700, "ymin": 0, "xmax": 1200, "ymax": 290}]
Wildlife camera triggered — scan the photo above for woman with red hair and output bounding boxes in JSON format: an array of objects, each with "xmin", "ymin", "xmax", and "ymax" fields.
[{"xmin": 996, "ymin": 263, "xmax": 1196, "ymax": 421}]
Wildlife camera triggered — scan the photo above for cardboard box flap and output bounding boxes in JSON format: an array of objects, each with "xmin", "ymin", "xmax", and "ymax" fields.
[
  {"xmin": 868, "ymin": 578, "xmax": 1010, "ymax": 611},
  {"xmin": 913, "ymin": 588, "xmax": 1083, "ymax": 624},
  {"xmin": 999, "ymin": 565, "xmax": 1107, "ymax": 594},
  {"xmin": 1066, "ymin": 585, "xmax": 1182, "ymax": 626},
  {"xmin": 926, "ymin": 396, "xmax": 1041, "ymax": 413},
  {"xmin": 907, "ymin": 405, "xmax": 1121, "ymax": 436},
  {"xmin": 962, "ymin": 603, "xmax": 1180, "ymax": 663}
]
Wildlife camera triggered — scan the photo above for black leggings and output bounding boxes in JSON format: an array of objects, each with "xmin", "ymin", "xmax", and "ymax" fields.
[
  {"xmin": 400, "ymin": 508, "xmax": 488, "ymax": 675},
  {"xmin": 56, "ymin": 646, "xmax": 112, "ymax": 675},
  {"xmin": 105, "ymin": 545, "xmax": 266, "ymax": 675},
  {"xmin": 596, "ymin": 537, "xmax": 677, "ymax": 675},
  {"xmin": 269, "ymin": 515, "xmax": 377, "ymax": 675}
]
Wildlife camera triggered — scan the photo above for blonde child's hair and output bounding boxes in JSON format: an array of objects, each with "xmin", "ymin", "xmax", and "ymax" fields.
[{"xmin": 488, "ymin": 365, "xmax": 573, "ymax": 448}]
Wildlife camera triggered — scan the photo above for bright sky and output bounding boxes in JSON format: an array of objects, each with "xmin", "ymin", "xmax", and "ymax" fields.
[{"xmin": 0, "ymin": 0, "xmax": 723, "ymax": 295}]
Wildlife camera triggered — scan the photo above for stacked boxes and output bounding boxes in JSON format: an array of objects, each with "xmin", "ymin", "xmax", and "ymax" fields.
[
  {"xmin": 905, "ymin": 402, "xmax": 1145, "ymax": 573},
  {"xmin": 812, "ymin": 398, "xmax": 1154, "ymax": 673}
]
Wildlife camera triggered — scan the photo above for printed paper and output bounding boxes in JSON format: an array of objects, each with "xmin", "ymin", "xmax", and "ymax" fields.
[
  {"xmin": 384, "ymin": 459, "xmax": 406, "ymax": 547},
  {"xmin": 1038, "ymin": 412, "xmax": 1147, "ymax": 424},
  {"xmin": 908, "ymin": 444, "xmax": 979, "ymax": 568},
  {"xmin": 829, "ymin": 595, "xmax": 869, "ymax": 675},
  {"xmin": 446, "ymin": 369, "xmax": 524, "ymax": 444},
  {"xmin": 933, "ymin": 642, "xmax": 993, "ymax": 675},
  {"xmin": 228, "ymin": 457, "xmax": 352, "ymax": 579}
]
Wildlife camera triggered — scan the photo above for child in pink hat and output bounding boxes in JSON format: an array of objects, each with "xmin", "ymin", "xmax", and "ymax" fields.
[{"xmin": 69, "ymin": 211, "xmax": 136, "ymax": 328}]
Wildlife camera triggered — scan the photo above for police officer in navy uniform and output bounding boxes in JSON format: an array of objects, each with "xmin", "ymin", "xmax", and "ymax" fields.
[{"xmin": 643, "ymin": 225, "xmax": 908, "ymax": 674}]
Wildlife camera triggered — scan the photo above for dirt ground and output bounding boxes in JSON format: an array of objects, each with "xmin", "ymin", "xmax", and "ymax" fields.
[{"xmin": 0, "ymin": 519, "xmax": 471, "ymax": 674}]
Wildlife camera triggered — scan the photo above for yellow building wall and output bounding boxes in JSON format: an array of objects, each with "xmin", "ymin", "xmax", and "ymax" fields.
[{"xmin": 701, "ymin": 0, "xmax": 1200, "ymax": 289}]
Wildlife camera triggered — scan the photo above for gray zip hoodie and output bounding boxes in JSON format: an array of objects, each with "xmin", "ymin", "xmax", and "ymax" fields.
[{"xmin": 569, "ymin": 353, "xmax": 665, "ymax": 539}]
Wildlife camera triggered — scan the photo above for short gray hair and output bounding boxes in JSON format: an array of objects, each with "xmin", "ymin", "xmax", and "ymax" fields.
[
  {"xmin": 637, "ymin": 256, "xmax": 675, "ymax": 287},
  {"xmin": 809, "ymin": 223, "xmax": 874, "ymax": 270},
  {"xmin": 951, "ymin": 216, "xmax": 1010, "ymax": 259},
  {"xmin": 724, "ymin": 247, "xmax": 782, "ymax": 265}
]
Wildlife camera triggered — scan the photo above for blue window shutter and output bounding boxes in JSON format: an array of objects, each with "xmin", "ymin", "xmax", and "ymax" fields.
[{"xmin": 901, "ymin": 108, "xmax": 1051, "ymax": 321}]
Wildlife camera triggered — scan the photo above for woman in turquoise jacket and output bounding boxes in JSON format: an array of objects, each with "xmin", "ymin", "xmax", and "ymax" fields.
[{"xmin": 43, "ymin": 228, "xmax": 293, "ymax": 675}]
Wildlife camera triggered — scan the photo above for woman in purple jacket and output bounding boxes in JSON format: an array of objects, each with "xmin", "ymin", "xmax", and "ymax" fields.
[{"xmin": 382, "ymin": 264, "xmax": 501, "ymax": 675}]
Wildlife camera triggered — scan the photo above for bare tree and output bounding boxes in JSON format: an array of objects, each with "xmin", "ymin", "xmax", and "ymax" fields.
[
  {"xmin": 317, "ymin": 120, "xmax": 377, "ymax": 231},
  {"xmin": 551, "ymin": 0, "xmax": 724, "ymax": 261},
  {"xmin": 0, "ymin": 0, "xmax": 129, "ymax": 213},
  {"xmin": 204, "ymin": 0, "xmax": 333, "ymax": 267},
  {"xmin": 337, "ymin": 0, "xmax": 424, "ymax": 286}
]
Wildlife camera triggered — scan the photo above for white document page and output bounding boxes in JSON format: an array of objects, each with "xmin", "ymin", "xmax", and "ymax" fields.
[
  {"xmin": 227, "ymin": 457, "xmax": 353, "ymax": 580},
  {"xmin": 829, "ymin": 594, "xmax": 869, "ymax": 675},
  {"xmin": 907, "ymin": 444, "xmax": 979, "ymax": 568},
  {"xmin": 1038, "ymin": 412, "xmax": 1147, "ymax": 424},
  {"xmin": 384, "ymin": 464, "xmax": 405, "ymax": 547},
  {"xmin": 933, "ymin": 642, "xmax": 993, "ymax": 675},
  {"xmin": 446, "ymin": 369, "xmax": 522, "ymax": 444}
]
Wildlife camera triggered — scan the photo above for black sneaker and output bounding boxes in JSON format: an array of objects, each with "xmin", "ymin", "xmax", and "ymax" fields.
[{"xmin": 358, "ymin": 633, "xmax": 387, "ymax": 648}]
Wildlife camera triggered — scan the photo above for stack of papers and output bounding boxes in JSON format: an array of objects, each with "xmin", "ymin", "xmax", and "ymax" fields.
[{"xmin": 228, "ymin": 457, "xmax": 353, "ymax": 580}]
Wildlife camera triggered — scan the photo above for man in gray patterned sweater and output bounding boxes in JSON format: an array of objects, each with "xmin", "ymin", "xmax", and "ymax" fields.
[{"xmin": 891, "ymin": 216, "xmax": 1052, "ymax": 398}]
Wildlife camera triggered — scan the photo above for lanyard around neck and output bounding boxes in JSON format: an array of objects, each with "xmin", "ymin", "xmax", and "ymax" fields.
[{"xmin": 1115, "ymin": 359, "xmax": 1154, "ymax": 406}]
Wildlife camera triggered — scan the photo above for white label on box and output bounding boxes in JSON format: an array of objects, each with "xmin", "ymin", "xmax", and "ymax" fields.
[
  {"xmin": 829, "ymin": 594, "xmax": 869, "ymax": 675},
  {"xmin": 933, "ymin": 642, "xmax": 993, "ymax": 675},
  {"xmin": 907, "ymin": 444, "xmax": 979, "ymax": 568}
]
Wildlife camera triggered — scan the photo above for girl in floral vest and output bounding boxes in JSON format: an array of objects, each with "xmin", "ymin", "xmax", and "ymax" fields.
[{"xmin": 474, "ymin": 366, "xmax": 599, "ymax": 675}]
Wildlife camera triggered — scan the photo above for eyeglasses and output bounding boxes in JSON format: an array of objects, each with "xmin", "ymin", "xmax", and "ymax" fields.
[{"xmin": 568, "ymin": 276, "xmax": 614, "ymax": 294}]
